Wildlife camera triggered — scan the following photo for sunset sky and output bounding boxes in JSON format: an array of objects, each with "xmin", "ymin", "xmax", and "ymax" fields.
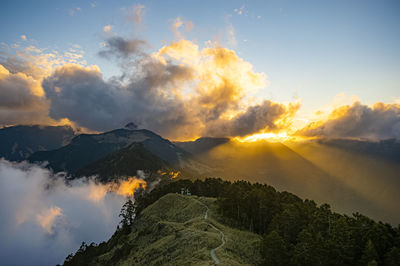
[{"xmin": 1, "ymin": 0, "xmax": 399, "ymax": 140}]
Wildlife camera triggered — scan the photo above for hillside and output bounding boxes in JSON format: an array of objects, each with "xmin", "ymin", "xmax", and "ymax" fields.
[
  {"xmin": 63, "ymin": 178, "xmax": 400, "ymax": 266},
  {"xmin": 63, "ymin": 193, "xmax": 262, "ymax": 265},
  {"xmin": 176, "ymin": 139, "xmax": 400, "ymax": 225},
  {"xmin": 0, "ymin": 125, "xmax": 74, "ymax": 161},
  {"xmin": 76, "ymin": 142, "xmax": 169, "ymax": 182},
  {"xmin": 174, "ymin": 137, "xmax": 230, "ymax": 155}
]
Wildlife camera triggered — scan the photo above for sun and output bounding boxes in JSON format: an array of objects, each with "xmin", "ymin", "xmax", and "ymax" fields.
[{"xmin": 234, "ymin": 132, "xmax": 296, "ymax": 143}]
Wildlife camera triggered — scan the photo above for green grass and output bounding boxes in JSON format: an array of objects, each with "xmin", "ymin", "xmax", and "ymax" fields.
[{"xmin": 91, "ymin": 193, "xmax": 262, "ymax": 265}]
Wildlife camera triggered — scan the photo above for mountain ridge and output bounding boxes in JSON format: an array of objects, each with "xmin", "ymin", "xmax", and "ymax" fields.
[
  {"xmin": 0, "ymin": 125, "xmax": 74, "ymax": 161},
  {"xmin": 29, "ymin": 128, "xmax": 189, "ymax": 175}
]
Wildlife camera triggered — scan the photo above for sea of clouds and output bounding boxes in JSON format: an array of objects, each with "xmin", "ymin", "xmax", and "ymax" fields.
[{"xmin": 0, "ymin": 159, "xmax": 141, "ymax": 266}]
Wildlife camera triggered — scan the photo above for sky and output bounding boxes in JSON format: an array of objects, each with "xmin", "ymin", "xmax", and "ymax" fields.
[{"xmin": 0, "ymin": 0, "xmax": 399, "ymax": 140}]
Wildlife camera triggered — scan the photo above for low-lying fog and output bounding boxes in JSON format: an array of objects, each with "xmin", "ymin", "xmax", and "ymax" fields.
[{"xmin": 0, "ymin": 159, "xmax": 141, "ymax": 266}]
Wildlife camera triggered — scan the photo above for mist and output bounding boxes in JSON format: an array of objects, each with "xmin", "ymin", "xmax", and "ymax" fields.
[{"xmin": 0, "ymin": 159, "xmax": 133, "ymax": 266}]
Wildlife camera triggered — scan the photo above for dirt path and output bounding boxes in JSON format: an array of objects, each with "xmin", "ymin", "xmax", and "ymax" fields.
[
  {"xmin": 195, "ymin": 199, "xmax": 226, "ymax": 265},
  {"xmin": 208, "ymin": 223, "xmax": 226, "ymax": 264}
]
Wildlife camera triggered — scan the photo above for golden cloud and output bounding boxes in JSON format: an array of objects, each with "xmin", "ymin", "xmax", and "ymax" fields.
[
  {"xmin": 87, "ymin": 177, "xmax": 146, "ymax": 201},
  {"xmin": 36, "ymin": 206, "xmax": 63, "ymax": 234},
  {"xmin": 298, "ymin": 102, "xmax": 400, "ymax": 140}
]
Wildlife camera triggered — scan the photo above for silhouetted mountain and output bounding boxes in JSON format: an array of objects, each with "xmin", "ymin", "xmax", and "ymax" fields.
[
  {"xmin": 0, "ymin": 125, "xmax": 74, "ymax": 161},
  {"xmin": 317, "ymin": 138, "xmax": 400, "ymax": 163},
  {"xmin": 76, "ymin": 142, "xmax": 169, "ymax": 182},
  {"xmin": 184, "ymin": 139, "xmax": 400, "ymax": 224},
  {"xmin": 124, "ymin": 122, "xmax": 138, "ymax": 130},
  {"xmin": 29, "ymin": 128, "xmax": 188, "ymax": 175},
  {"xmin": 25, "ymin": 128, "xmax": 400, "ymax": 224},
  {"xmin": 174, "ymin": 137, "xmax": 230, "ymax": 154}
]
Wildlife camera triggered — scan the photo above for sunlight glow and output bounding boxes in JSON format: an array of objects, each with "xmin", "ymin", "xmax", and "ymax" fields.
[
  {"xmin": 234, "ymin": 132, "xmax": 294, "ymax": 143},
  {"xmin": 233, "ymin": 131, "xmax": 313, "ymax": 143}
]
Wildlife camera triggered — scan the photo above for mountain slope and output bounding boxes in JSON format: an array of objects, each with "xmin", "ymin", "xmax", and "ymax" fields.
[
  {"xmin": 29, "ymin": 128, "xmax": 188, "ymax": 174},
  {"xmin": 316, "ymin": 138, "xmax": 400, "ymax": 163},
  {"xmin": 63, "ymin": 193, "xmax": 262, "ymax": 266},
  {"xmin": 63, "ymin": 178, "xmax": 400, "ymax": 266},
  {"xmin": 76, "ymin": 142, "xmax": 169, "ymax": 182},
  {"xmin": 0, "ymin": 125, "xmax": 74, "ymax": 161},
  {"xmin": 178, "ymin": 139, "xmax": 400, "ymax": 224},
  {"xmin": 174, "ymin": 137, "xmax": 230, "ymax": 155}
]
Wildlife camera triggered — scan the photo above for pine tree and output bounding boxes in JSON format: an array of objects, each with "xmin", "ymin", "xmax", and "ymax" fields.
[
  {"xmin": 119, "ymin": 198, "xmax": 136, "ymax": 229},
  {"xmin": 261, "ymin": 230, "xmax": 288, "ymax": 266},
  {"xmin": 361, "ymin": 239, "xmax": 378, "ymax": 265},
  {"xmin": 384, "ymin": 247, "xmax": 400, "ymax": 266}
]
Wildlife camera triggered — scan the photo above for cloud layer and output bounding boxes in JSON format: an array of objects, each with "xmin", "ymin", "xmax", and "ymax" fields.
[
  {"xmin": 0, "ymin": 159, "xmax": 143, "ymax": 266},
  {"xmin": 298, "ymin": 102, "xmax": 400, "ymax": 140},
  {"xmin": 38, "ymin": 36, "xmax": 298, "ymax": 140}
]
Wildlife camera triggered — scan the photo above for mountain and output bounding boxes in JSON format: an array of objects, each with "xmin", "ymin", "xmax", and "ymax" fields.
[
  {"xmin": 316, "ymin": 138, "xmax": 400, "ymax": 163},
  {"xmin": 29, "ymin": 128, "xmax": 189, "ymax": 175},
  {"xmin": 76, "ymin": 142, "xmax": 169, "ymax": 182},
  {"xmin": 0, "ymin": 125, "xmax": 74, "ymax": 161},
  {"xmin": 177, "ymin": 138, "xmax": 400, "ymax": 225},
  {"xmin": 174, "ymin": 137, "xmax": 230, "ymax": 155}
]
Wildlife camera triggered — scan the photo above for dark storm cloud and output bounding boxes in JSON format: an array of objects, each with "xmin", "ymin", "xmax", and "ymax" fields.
[
  {"xmin": 42, "ymin": 64, "xmax": 125, "ymax": 131},
  {"xmin": 205, "ymin": 100, "xmax": 300, "ymax": 137},
  {"xmin": 98, "ymin": 37, "xmax": 148, "ymax": 58},
  {"xmin": 299, "ymin": 102, "xmax": 400, "ymax": 140},
  {"xmin": 42, "ymin": 57, "xmax": 195, "ymax": 134}
]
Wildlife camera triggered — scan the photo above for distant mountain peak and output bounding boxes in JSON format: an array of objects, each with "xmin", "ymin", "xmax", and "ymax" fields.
[
  {"xmin": 0, "ymin": 125, "xmax": 75, "ymax": 161},
  {"xmin": 124, "ymin": 122, "xmax": 138, "ymax": 130}
]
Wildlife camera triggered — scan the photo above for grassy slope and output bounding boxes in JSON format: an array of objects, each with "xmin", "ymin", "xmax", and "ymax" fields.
[{"xmin": 94, "ymin": 194, "xmax": 261, "ymax": 265}]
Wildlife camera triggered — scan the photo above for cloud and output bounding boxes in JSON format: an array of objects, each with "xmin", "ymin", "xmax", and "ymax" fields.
[
  {"xmin": 0, "ymin": 159, "xmax": 144, "ymax": 265},
  {"xmin": 226, "ymin": 21, "xmax": 237, "ymax": 47},
  {"xmin": 20, "ymin": 35, "xmax": 27, "ymax": 41},
  {"xmin": 98, "ymin": 37, "xmax": 148, "ymax": 58},
  {"xmin": 69, "ymin": 7, "xmax": 82, "ymax": 16},
  {"xmin": 0, "ymin": 43, "xmax": 90, "ymax": 129},
  {"xmin": 186, "ymin": 21, "xmax": 194, "ymax": 32},
  {"xmin": 234, "ymin": 5, "xmax": 247, "ymax": 16},
  {"xmin": 2, "ymin": 34, "xmax": 299, "ymax": 140},
  {"xmin": 205, "ymin": 100, "xmax": 301, "ymax": 137},
  {"xmin": 171, "ymin": 17, "xmax": 194, "ymax": 39},
  {"xmin": 36, "ymin": 206, "xmax": 63, "ymax": 234},
  {"xmin": 0, "ymin": 64, "xmax": 44, "ymax": 109},
  {"xmin": 42, "ymin": 64, "xmax": 125, "ymax": 131},
  {"xmin": 128, "ymin": 4, "xmax": 145, "ymax": 25},
  {"xmin": 103, "ymin": 24, "xmax": 112, "ymax": 33},
  {"xmin": 298, "ymin": 102, "xmax": 400, "ymax": 140},
  {"xmin": 44, "ymin": 37, "xmax": 294, "ymax": 140},
  {"xmin": 0, "ymin": 61, "xmax": 59, "ymax": 127}
]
